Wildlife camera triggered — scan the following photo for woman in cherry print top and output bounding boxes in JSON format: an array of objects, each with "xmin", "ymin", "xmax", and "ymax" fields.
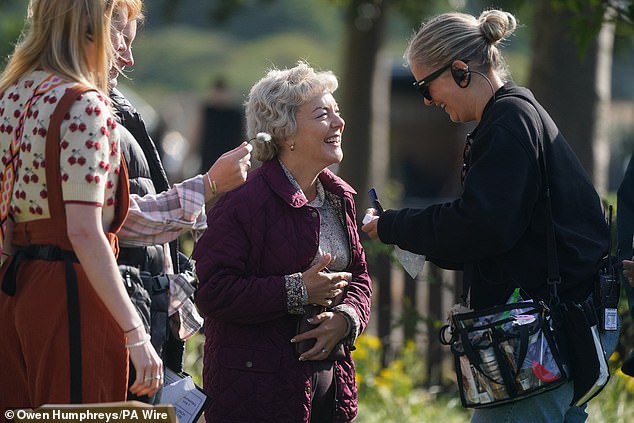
[{"xmin": 0, "ymin": 0, "xmax": 161, "ymax": 412}]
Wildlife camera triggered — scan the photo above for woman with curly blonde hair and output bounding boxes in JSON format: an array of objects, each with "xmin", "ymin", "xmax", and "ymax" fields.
[{"xmin": 193, "ymin": 61, "xmax": 372, "ymax": 422}]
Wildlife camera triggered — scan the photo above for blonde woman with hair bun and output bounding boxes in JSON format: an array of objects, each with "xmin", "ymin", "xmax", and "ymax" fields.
[
  {"xmin": 363, "ymin": 9, "xmax": 615, "ymax": 423},
  {"xmin": 0, "ymin": 0, "xmax": 162, "ymax": 410}
]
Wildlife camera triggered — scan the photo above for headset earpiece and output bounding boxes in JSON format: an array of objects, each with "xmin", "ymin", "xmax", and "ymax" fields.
[{"xmin": 451, "ymin": 63, "xmax": 471, "ymax": 88}]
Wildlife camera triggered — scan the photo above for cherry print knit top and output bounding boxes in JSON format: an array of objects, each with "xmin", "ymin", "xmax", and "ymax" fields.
[{"xmin": 0, "ymin": 71, "xmax": 121, "ymax": 228}]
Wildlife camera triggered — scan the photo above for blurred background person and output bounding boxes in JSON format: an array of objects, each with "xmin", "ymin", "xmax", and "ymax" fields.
[
  {"xmin": 192, "ymin": 61, "xmax": 372, "ymax": 423},
  {"xmin": 197, "ymin": 76, "xmax": 244, "ymax": 173}
]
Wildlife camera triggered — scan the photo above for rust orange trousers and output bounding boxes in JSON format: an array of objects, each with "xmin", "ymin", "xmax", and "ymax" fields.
[{"xmin": 0, "ymin": 84, "xmax": 131, "ymax": 418}]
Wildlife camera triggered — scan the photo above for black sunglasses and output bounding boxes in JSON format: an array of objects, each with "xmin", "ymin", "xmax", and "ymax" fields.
[{"xmin": 412, "ymin": 61, "xmax": 453, "ymax": 102}]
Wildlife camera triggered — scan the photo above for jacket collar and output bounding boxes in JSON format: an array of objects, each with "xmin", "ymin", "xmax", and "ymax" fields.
[
  {"xmin": 259, "ymin": 159, "xmax": 357, "ymax": 208},
  {"xmin": 472, "ymin": 81, "xmax": 530, "ymax": 140},
  {"xmin": 110, "ymin": 87, "xmax": 135, "ymax": 117}
]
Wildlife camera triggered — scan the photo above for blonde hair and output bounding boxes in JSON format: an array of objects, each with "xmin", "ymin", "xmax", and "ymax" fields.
[
  {"xmin": 0, "ymin": 0, "xmax": 116, "ymax": 94},
  {"xmin": 117, "ymin": 0, "xmax": 144, "ymax": 23},
  {"xmin": 405, "ymin": 9, "xmax": 517, "ymax": 81},
  {"xmin": 245, "ymin": 61, "xmax": 339, "ymax": 162}
]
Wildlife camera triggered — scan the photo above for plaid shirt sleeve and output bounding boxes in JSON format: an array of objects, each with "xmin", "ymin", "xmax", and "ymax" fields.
[
  {"xmin": 169, "ymin": 272, "xmax": 204, "ymax": 340},
  {"xmin": 118, "ymin": 175, "xmax": 208, "ymax": 246}
]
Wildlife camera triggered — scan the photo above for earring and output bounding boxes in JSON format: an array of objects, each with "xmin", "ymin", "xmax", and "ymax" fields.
[{"xmin": 290, "ymin": 144, "xmax": 295, "ymax": 151}]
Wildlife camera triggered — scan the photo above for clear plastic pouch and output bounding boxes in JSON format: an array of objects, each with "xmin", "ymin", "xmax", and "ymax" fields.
[{"xmin": 442, "ymin": 301, "xmax": 568, "ymax": 408}]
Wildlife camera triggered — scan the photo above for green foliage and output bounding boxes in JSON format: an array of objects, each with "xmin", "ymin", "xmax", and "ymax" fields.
[
  {"xmin": 360, "ymin": 239, "xmax": 394, "ymax": 268},
  {"xmin": 222, "ymin": 32, "xmax": 342, "ymax": 88},
  {"xmin": 145, "ymin": 0, "xmax": 342, "ymax": 43},
  {"xmin": 551, "ymin": 0, "xmax": 609, "ymax": 52},
  {"xmin": 618, "ymin": 303, "xmax": 634, "ymax": 369},
  {"xmin": 126, "ymin": 26, "xmax": 342, "ymax": 99},
  {"xmin": 0, "ymin": 0, "xmax": 26, "ymax": 68},
  {"xmin": 585, "ymin": 353, "xmax": 634, "ymax": 422},
  {"xmin": 183, "ymin": 331, "xmax": 204, "ymax": 387},
  {"xmin": 127, "ymin": 26, "xmax": 235, "ymax": 92},
  {"xmin": 205, "ymin": 0, "xmax": 276, "ymax": 24},
  {"xmin": 536, "ymin": 0, "xmax": 634, "ymax": 54},
  {"xmin": 384, "ymin": 0, "xmax": 439, "ymax": 29},
  {"xmin": 352, "ymin": 334, "xmax": 469, "ymax": 422}
]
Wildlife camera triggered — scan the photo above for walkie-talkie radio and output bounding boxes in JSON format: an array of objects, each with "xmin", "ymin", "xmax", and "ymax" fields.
[
  {"xmin": 368, "ymin": 187, "xmax": 384, "ymax": 215},
  {"xmin": 596, "ymin": 205, "xmax": 619, "ymax": 331}
]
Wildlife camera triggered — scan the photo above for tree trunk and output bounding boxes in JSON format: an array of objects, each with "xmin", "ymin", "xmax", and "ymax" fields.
[
  {"xmin": 338, "ymin": 0, "xmax": 388, "ymax": 207},
  {"xmin": 529, "ymin": 0, "xmax": 615, "ymax": 195}
]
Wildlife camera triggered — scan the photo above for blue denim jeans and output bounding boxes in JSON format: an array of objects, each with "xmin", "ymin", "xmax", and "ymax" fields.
[{"xmin": 470, "ymin": 321, "xmax": 620, "ymax": 423}]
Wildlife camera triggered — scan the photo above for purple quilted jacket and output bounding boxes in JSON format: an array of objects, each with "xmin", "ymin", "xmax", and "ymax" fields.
[{"xmin": 192, "ymin": 159, "xmax": 372, "ymax": 422}]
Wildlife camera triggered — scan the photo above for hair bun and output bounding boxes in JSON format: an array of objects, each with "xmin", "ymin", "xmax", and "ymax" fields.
[
  {"xmin": 478, "ymin": 9, "xmax": 517, "ymax": 45},
  {"xmin": 254, "ymin": 132, "xmax": 272, "ymax": 143},
  {"xmin": 249, "ymin": 131, "xmax": 272, "ymax": 145},
  {"xmin": 250, "ymin": 131, "xmax": 277, "ymax": 162}
]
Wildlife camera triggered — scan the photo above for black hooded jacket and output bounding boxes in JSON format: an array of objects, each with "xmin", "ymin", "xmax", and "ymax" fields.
[{"xmin": 378, "ymin": 83, "xmax": 609, "ymax": 309}]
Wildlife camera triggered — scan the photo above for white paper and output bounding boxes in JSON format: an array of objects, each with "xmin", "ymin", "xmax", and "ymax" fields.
[
  {"xmin": 362, "ymin": 213, "xmax": 378, "ymax": 225},
  {"xmin": 160, "ymin": 368, "xmax": 208, "ymax": 423},
  {"xmin": 362, "ymin": 213, "xmax": 425, "ymax": 278},
  {"xmin": 394, "ymin": 246, "xmax": 426, "ymax": 279}
]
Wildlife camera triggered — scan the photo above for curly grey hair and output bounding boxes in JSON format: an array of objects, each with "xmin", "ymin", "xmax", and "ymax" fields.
[{"xmin": 245, "ymin": 61, "xmax": 339, "ymax": 162}]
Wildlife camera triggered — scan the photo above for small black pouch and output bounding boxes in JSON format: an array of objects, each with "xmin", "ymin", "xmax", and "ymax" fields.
[
  {"xmin": 553, "ymin": 299, "xmax": 610, "ymax": 406},
  {"xmin": 119, "ymin": 265, "xmax": 170, "ymax": 355},
  {"xmin": 119, "ymin": 264, "xmax": 151, "ymax": 333},
  {"xmin": 295, "ymin": 304, "xmax": 345, "ymax": 361},
  {"xmin": 142, "ymin": 271, "xmax": 170, "ymax": 355}
]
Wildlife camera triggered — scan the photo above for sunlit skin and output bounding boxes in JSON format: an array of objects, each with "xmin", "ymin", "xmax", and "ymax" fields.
[
  {"xmin": 84, "ymin": 42, "xmax": 97, "ymax": 71},
  {"xmin": 278, "ymin": 92, "xmax": 345, "ymax": 201},
  {"xmin": 109, "ymin": 7, "xmax": 137, "ymax": 88},
  {"xmin": 410, "ymin": 60, "xmax": 502, "ymax": 123}
]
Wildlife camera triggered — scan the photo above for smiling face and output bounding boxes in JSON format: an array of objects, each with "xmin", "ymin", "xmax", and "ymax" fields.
[
  {"xmin": 287, "ymin": 92, "xmax": 345, "ymax": 173},
  {"xmin": 410, "ymin": 61, "xmax": 477, "ymax": 123}
]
